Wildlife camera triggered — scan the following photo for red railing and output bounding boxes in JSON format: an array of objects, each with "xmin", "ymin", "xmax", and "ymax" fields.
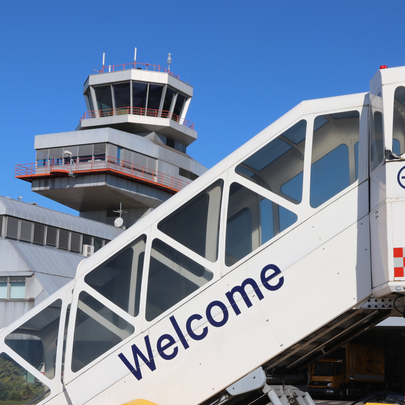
[
  {"xmin": 80, "ymin": 106, "xmax": 194, "ymax": 130},
  {"xmin": 15, "ymin": 156, "xmax": 190, "ymax": 193},
  {"xmin": 98, "ymin": 61, "xmax": 179, "ymax": 79}
]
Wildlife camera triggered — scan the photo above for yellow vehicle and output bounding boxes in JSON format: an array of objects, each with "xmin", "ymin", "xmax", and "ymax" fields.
[{"xmin": 308, "ymin": 343, "xmax": 385, "ymax": 398}]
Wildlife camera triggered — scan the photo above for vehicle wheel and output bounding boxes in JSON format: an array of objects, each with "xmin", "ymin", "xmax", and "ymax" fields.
[{"xmin": 338, "ymin": 386, "xmax": 346, "ymax": 399}]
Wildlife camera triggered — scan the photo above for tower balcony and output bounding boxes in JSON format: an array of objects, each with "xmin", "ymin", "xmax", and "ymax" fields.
[
  {"xmin": 78, "ymin": 106, "xmax": 196, "ymax": 146},
  {"xmin": 16, "ymin": 156, "xmax": 190, "ymax": 194},
  {"xmin": 81, "ymin": 106, "xmax": 194, "ymax": 129}
]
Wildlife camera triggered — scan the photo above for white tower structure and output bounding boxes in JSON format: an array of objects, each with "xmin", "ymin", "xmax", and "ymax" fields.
[
  {"xmin": 0, "ymin": 55, "xmax": 207, "ymax": 337},
  {"xmin": 16, "ymin": 56, "xmax": 206, "ymax": 227}
]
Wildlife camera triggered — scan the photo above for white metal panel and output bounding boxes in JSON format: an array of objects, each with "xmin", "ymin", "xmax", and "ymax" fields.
[
  {"xmin": 66, "ymin": 220, "xmax": 371, "ymax": 405},
  {"xmin": 62, "ymin": 179, "xmax": 370, "ymax": 405},
  {"xmin": 370, "ymin": 202, "xmax": 389, "ymax": 290},
  {"xmin": 370, "ymin": 164, "xmax": 387, "ymax": 211},
  {"xmin": 370, "ymin": 162, "xmax": 405, "ymax": 295}
]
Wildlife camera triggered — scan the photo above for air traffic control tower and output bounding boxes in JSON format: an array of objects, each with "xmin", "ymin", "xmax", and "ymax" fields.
[{"xmin": 16, "ymin": 55, "xmax": 207, "ymax": 228}]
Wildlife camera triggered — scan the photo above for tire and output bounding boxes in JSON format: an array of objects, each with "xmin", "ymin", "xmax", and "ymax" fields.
[{"xmin": 338, "ymin": 386, "xmax": 346, "ymax": 399}]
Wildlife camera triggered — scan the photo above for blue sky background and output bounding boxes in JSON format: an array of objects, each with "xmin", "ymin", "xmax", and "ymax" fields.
[{"xmin": 0, "ymin": 0, "xmax": 404, "ymax": 215}]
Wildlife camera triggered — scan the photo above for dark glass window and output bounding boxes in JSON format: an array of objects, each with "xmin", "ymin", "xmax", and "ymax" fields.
[
  {"xmin": 85, "ymin": 89, "xmax": 94, "ymax": 112},
  {"xmin": 311, "ymin": 111, "xmax": 360, "ymax": 208},
  {"xmin": 162, "ymin": 88, "xmax": 175, "ymax": 118},
  {"xmin": 85, "ymin": 235, "xmax": 146, "ymax": 316},
  {"xmin": 313, "ymin": 361, "xmax": 335, "ymax": 377},
  {"xmin": 72, "ymin": 292, "xmax": 134, "ymax": 372},
  {"xmin": 173, "ymin": 94, "xmax": 186, "ymax": 120},
  {"xmin": 6, "ymin": 300, "xmax": 62, "ymax": 379},
  {"xmin": 394, "ymin": 138, "xmax": 400, "ymax": 155},
  {"xmin": 226, "ymin": 208, "xmax": 252, "ymax": 263},
  {"xmin": 59, "ymin": 229, "xmax": 69, "ymax": 250},
  {"xmin": 371, "ymin": 112, "xmax": 384, "ymax": 171},
  {"xmin": 132, "ymin": 82, "xmax": 147, "ymax": 111},
  {"xmin": 393, "ymin": 86, "xmax": 405, "ymax": 156},
  {"xmin": 113, "ymin": 82, "xmax": 130, "ymax": 110},
  {"xmin": 46, "ymin": 226, "xmax": 57, "ymax": 247},
  {"xmin": 20, "ymin": 220, "xmax": 32, "ymax": 242},
  {"xmin": 158, "ymin": 180, "xmax": 223, "ymax": 262},
  {"xmin": 281, "ymin": 172, "xmax": 303, "ymax": 203},
  {"xmin": 147, "ymin": 84, "xmax": 163, "ymax": 111},
  {"xmin": 6, "ymin": 217, "xmax": 19, "ymax": 239},
  {"xmin": 71, "ymin": 232, "xmax": 81, "ymax": 253},
  {"xmin": 146, "ymin": 239, "xmax": 213, "ymax": 321},
  {"xmin": 311, "ymin": 145, "xmax": 350, "ymax": 207},
  {"xmin": 94, "ymin": 238, "xmax": 102, "ymax": 252},
  {"xmin": 236, "ymin": 120, "xmax": 306, "ymax": 204},
  {"xmin": 226, "ymin": 183, "xmax": 297, "ymax": 266},
  {"xmin": 83, "ymin": 234, "xmax": 92, "ymax": 246},
  {"xmin": 179, "ymin": 168, "xmax": 198, "ymax": 181},
  {"xmin": 94, "ymin": 143, "xmax": 106, "ymax": 161},
  {"xmin": 94, "ymin": 85, "xmax": 113, "ymax": 113},
  {"xmin": 33, "ymin": 223, "xmax": 45, "ymax": 245}
]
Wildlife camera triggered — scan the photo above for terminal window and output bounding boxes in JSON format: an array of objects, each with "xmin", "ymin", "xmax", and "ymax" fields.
[{"xmin": 0, "ymin": 277, "xmax": 26, "ymax": 299}]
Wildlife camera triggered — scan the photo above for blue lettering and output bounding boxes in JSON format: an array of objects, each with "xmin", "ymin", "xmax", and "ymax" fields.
[
  {"xmin": 118, "ymin": 335, "xmax": 156, "ymax": 381},
  {"xmin": 260, "ymin": 264, "xmax": 284, "ymax": 291},
  {"xmin": 225, "ymin": 278, "xmax": 264, "ymax": 316},
  {"xmin": 206, "ymin": 300, "xmax": 229, "ymax": 327},
  {"xmin": 120, "ymin": 263, "xmax": 284, "ymax": 382},
  {"xmin": 157, "ymin": 334, "xmax": 178, "ymax": 360},
  {"xmin": 186, "ymin": 313, "xmax": 208, "ymax": 341},
  {"xmin": 169, "ymin": 315, "xmax": 189, "ymax": 349}
]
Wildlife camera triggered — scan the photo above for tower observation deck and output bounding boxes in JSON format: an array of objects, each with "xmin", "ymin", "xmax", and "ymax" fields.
[{"xmin": 16, "ymin": 57, "xmax": 207, "ymax": 227}]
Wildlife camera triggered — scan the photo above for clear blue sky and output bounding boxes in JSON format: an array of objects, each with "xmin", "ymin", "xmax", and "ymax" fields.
[{"xmin": 0, "ymin": 0, "xmax": 403, "ymax": 215}]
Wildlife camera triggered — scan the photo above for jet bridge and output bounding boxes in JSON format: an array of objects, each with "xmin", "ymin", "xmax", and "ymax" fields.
[{"xmin": 1, "ymin": 66, "xmax": 405, "ymax": 405}]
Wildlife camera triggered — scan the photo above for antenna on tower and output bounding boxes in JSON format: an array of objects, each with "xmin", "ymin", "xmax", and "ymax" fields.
[
  {"xmin": 102, "ymin": 52, "xmax": 105, "ymax": 70},
  {"xmin": 167, "ymin": 53, "xmax": 172, "ymax": 72}
]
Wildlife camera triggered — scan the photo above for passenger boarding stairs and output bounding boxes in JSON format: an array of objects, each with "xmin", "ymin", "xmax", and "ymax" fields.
[{"xmin": 1, "ymin": 66, "xmax": 405, "ymax": 405}]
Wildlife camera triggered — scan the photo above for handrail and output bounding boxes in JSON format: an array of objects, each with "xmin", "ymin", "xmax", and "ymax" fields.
[
  {"xmin": 15, "ymin": 156, "xmax": 191, "ymax": 193},
  {"xmin": 80, "ymin": 106, "xmax": 195, "ymax": 130},
  {"xmin": 98, "ymin": 61, "xmax": 179, "ymax": 79}
]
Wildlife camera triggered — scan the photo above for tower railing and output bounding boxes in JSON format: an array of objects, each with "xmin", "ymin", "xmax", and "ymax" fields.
[
  {"xmin": 80, "ymin": 107, "xmax": 195, "ymax": 130},
  {"xmin": 98, "ymin": 61, "xmax": 179, "ymax": 79},
  {"xmin": 15, "ymin": 156, "xmax": 191, "ymax": 193}
]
